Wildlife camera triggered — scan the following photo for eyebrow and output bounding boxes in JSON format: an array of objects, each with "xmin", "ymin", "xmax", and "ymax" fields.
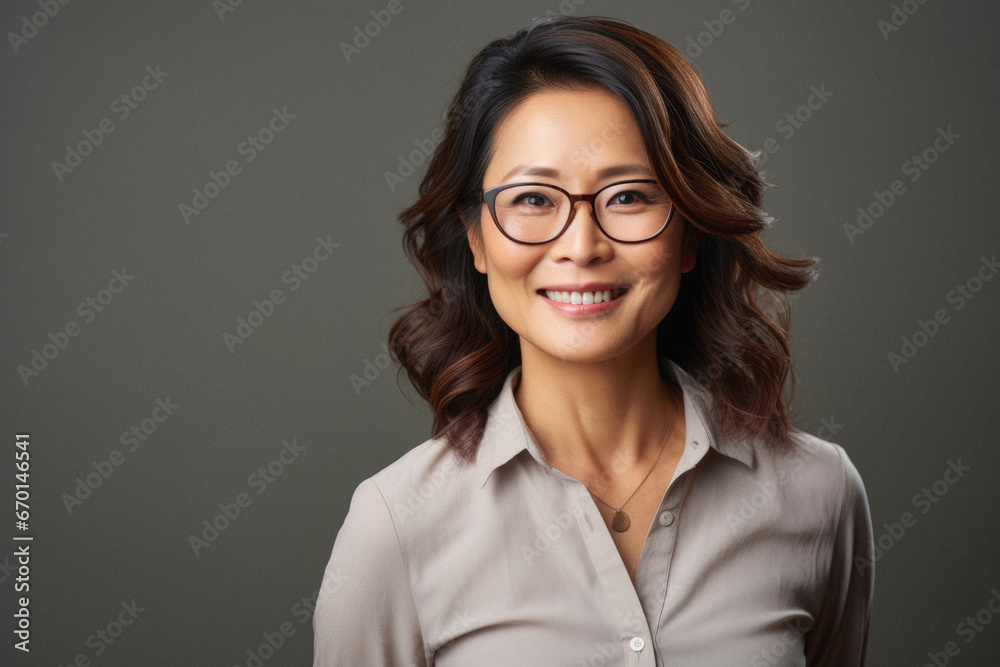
[{"xmin": 501, "ymin": 163, "xmax": 655, "ymax": 182}]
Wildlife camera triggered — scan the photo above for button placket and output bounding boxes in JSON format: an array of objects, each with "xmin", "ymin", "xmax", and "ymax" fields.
[
  {"xmin": 560, "ymin": 476, "xmax": 656, "ymax": 664},
  {"xmin": 634, "ymin": 467, "xmax": 698, "ymax": 649}
]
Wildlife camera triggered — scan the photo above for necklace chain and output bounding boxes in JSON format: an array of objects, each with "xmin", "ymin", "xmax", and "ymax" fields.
[{"xmin": 587, "ymin": 415, "xmax": 675, "ymax": 532}]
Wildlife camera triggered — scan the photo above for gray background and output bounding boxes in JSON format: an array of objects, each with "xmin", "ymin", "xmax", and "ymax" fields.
[{"xmin": 2, "ymin": 0, "xmax": 998, "ymax": 664}]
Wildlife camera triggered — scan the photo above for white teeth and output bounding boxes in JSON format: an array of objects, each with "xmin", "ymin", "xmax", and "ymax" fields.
[{"xmin": 544, "ymin": 289, "xmax": 624, "ymax": 304}]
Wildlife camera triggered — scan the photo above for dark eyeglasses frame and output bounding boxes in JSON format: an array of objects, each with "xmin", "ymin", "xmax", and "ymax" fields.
[{"xmin": 479, "ymin": 179, "xmax": 675, "ymax": 245}]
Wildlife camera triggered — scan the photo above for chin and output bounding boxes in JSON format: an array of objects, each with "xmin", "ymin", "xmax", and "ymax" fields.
[{"xmin": 533, "ymin": 337, "xmax": 625, "ymax": 365}]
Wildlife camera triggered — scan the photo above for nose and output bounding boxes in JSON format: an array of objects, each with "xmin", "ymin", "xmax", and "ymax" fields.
[{"xmin": 549, "ymin": 200, "xmax": 614, "ymax": 265}]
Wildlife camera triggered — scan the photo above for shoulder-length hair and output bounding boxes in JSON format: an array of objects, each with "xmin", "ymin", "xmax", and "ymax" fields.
[{"xmin": 389, "ymin": 15, "xmax": 817, "ymax": 464}]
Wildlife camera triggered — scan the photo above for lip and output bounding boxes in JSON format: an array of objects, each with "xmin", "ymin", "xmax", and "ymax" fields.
[
  {"xmin": 537, "ymin": 284, "xmax": 628, "ymax": 315},
  {"xmin": 539, "ymin": 282, "xmax": 624, "ymax": 293}
]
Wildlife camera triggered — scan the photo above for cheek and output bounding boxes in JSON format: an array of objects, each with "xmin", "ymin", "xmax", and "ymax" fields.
[
  {"xmin": 651, "ymin": 223, "xmax": 691, "ymax": 278},
  {"xmin": 623, "ymin": 243, "xmax": 683, "ymax": 286},
  {"xmin": 480, "ymin": 235, "xmax": 543, "ymax": 312},
  {"xmin": 481, "ymin": 227, "xmax": 539, "ymax": 281}
]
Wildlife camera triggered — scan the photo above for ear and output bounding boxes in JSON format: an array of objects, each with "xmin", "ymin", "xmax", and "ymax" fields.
[
  {"xmin": 680, "ymin": 220, "xmax": 702, "ymax": 274},
  {"xmin": 463, "ymin": 211, "xmax": 487, "ymax": 274}
]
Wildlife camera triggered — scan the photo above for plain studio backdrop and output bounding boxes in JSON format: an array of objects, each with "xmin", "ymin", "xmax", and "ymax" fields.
[{"xmin": 1, "ymin": 1, "xmax": 998, "ymax": 664}]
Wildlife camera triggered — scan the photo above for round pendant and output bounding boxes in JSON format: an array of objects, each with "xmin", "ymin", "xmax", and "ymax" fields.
[{"xmin": 611, "ymin": 510, "xmax": 631, "ymax": 532}]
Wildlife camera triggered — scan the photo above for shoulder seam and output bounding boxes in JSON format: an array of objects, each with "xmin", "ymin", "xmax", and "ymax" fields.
[
  {"xmin": 367, "ymin": 476, "xmax": 430, "ymax": 662},
  {"xmin": 831, "ymin": 444, "xmax": 851, "ymax": 544},
  {"xmin": 802, "ymin": 443, "xmax": 852, "ymax": 649}
]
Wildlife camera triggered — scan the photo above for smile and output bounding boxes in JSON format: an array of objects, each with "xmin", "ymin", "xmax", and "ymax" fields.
[{"xmin": 541, "ymin": 288, "xmax": 627, "ymax": 304}]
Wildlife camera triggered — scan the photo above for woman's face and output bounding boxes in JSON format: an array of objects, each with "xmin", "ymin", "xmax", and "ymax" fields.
[{"xmin": 467, "ymin": 85, "xmax": 700, "ymax": 364}]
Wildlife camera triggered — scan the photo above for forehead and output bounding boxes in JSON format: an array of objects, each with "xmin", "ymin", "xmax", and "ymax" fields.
[{"xmin": 485, "ymin": 86, "xmax": 650, "ymax": 184}]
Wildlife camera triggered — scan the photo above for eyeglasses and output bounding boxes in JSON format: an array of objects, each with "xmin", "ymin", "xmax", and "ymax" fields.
[{"xmin": 479, "ymin": 179, "xmax": 674, "ymax": 245}]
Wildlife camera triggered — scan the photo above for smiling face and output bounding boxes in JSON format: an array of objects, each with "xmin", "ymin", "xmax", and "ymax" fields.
[{"xmin": 467, "ymin": 85, "xmax": 700, "ymax": 365}]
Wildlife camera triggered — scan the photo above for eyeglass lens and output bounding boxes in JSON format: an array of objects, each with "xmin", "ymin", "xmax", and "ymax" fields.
[{"xmin": 491, "ymin": 182, "xmax": 671, "ymax": 243}]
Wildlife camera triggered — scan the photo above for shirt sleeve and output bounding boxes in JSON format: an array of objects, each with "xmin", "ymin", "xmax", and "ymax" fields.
[
  {"xmin": 804, "ymin": 445, "xmax": 875, "ymax": 666},
  {"xmin": 312, "ymin": 477, "xmax": 427, "ymax": 666}
]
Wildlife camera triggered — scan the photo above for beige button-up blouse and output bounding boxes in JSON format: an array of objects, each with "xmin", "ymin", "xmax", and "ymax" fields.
[{"xmin": 313, "ymin": 359, "xmax": 874, "ymax": 665}]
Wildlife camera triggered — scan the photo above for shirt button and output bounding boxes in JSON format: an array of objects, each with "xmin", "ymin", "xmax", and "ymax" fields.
[
  {"xmin": 629, "ymin": 636, "xmax": 645, "ymax": 651},
  {"xmin": 658, "ymin": 510, "xmax": 675, "ymax": 526}
]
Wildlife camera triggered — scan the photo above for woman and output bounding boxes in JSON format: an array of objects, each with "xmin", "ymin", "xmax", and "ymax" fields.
[{"xmin": 314, "ymin": 15, "xmax": 874, "ymax": 666}]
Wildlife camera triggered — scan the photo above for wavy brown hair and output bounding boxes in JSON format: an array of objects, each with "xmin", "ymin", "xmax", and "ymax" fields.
[{"xmin": 389, "ymin": 15, "xmax": 817, "ymax": 464}]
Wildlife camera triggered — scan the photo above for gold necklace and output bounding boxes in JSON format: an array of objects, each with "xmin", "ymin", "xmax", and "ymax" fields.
[{"xmin": 587, "ymin": 418, "xmax": 675, "ymax": 533}]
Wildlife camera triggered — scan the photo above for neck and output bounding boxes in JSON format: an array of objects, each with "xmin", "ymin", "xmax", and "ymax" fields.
[{"xmin": 513, "ymin": 331, "xmax": 683, "ymax": 479}]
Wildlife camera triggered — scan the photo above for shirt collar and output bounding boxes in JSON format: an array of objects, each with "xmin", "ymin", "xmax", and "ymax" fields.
[{"xmin": 473, "ymin": 358, "xmax": 755, "ymax": 489}]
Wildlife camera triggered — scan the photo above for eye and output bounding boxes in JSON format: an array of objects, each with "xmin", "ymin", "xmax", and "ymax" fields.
[
  {"xmin": 610, "ymin": 190, "xmax": 651, "ymax": 206},
  {"xmin": 511, "ymin": 192, "xmax": 554, "ymax": 207}
]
